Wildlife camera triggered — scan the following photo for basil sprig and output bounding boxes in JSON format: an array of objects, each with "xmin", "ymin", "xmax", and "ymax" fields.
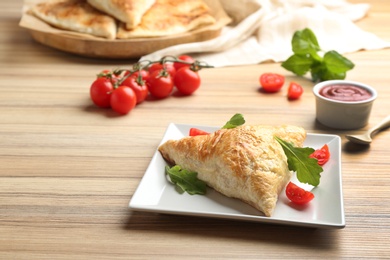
[{"xmin": 281, "ymin": 28, "xmax": 355, "ymax": 82}]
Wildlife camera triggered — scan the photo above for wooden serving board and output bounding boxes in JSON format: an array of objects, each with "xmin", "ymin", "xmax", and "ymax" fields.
[{"xmin": 19, "ymin": 0, "xmax": 231, "ymax": 59}]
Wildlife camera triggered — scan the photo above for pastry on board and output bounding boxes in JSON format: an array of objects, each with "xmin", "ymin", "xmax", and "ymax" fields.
[
  {"xmin": 158, "ymin": 125, "xmax": 306, "ymax": 217},
  {"xmin": 30, "ymin": 0, "xmax": 117, "ymax": 39},
  {"xmin": 87, "ymin": 0, "xmax": 156, "ymax": 29},
  {"xmin": 30, "ymin": 0, "xmax": 216, "ymax": 39},
  {"xmin": 116, "ymin": 0, "xmax": 216, "ymax": 38}
]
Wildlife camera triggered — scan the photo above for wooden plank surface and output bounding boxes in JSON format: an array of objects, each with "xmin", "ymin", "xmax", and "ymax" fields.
[{"xmin": 1, "ymin": 0, "xmax": 390, "ymax": 259}]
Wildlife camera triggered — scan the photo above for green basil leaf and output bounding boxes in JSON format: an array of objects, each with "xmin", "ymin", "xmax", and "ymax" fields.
[
  {"xmin": 165, "ymin": 165, "xmax": 207, "ymax": 195},
  {"xmin": 222, "ymin": 113, "xmax": 245, "ymax": 129},
  {"xmin": 311, "ymin": 61, "xmax": 347, "ymax": 82},
  {"xmin": 275, "ymin": 136, "xmax": 323, "ymax": 187},
  {"xmin": 281, "ymin": 54, "xmax": 314, "ymax": 76},
  {"xmin": 323, "ymin": 50, "xmax": 355, "ymax": 73},
  {"xmin": 292, "ymin": 28, "xmax": 321, "ymax": 60}
]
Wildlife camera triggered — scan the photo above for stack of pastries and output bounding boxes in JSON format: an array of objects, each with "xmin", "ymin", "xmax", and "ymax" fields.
[{"xmin": 30, "ymin": 0, "xmax": 216, "ymax": 39}]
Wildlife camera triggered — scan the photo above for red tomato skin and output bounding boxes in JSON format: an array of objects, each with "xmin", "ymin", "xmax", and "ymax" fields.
[
  {"xmin": 174, "ymin": 55, "xmax": 195, "ymax": 71},
  {"xmin": 189, "ymin": 128, "xmax": 209, "ymax": 136},
  {"xmin": 121, "ymin": 76, "xmax": 148, "ymax": 104},
  {"xmin": 287, "ymin": 82, "xmax": 304, "ymax": 100},
  {"xmin": 97, "ymin": 70, "xmax": 120, "ymax": 84},
  {"xmin": 259, "ymin": 73, "xmax": 285, "ymax": 93},
  {"xmin": 285, "ymin": 182, "xmax": 315, "ymax": 205},
  {"xmin": 125, "ymin": 70, "xmax": 149, "ymax": 82},
  {"xmin": 310, "ymin": 144, "xmax": 330, "ymax": 166},
  {"xmin": 98, "ymin": 69, "xmax": 112, "ymax": 77},
  {"xmin": 148, "ymin": 63, "xmax": 176, "ymax": 78},
  {"xmin": 90, "ymin": 77, "xmax": 114, "ymax": 108},
  {"xmin": 147, "ymin": 71, "xmax": 174, "ymax": 99},
  {"xmin": 174, "ymin": 67, "xmax": 201, "ymax": 95},
  {"xmin": 110, "ymin": 86, "xmax": 137, "ymax": 115}
]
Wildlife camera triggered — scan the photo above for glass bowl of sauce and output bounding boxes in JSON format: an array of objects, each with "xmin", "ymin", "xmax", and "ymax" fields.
[{"xmin": 313, "ymin": 80, "xmax": 377, "ymax": 129}]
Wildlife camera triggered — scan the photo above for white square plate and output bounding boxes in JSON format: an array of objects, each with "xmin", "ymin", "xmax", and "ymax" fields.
[{"xmin": 129, "ymin": 123, "xmax": 345, "ymax": 229}]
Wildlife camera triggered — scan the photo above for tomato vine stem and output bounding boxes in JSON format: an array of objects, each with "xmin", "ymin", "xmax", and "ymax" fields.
[{"xmin": 103, "ymin": 55, "xmax": 214, "ymax": 87}]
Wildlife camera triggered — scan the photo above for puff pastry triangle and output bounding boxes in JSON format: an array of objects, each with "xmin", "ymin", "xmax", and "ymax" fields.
[
  {"xmin": 31, "ymin": 0, "xmax": 117, "ymax": 39},
  {"xmin": 116, "ymin": 0, "xmax": 216, "ymax": 38},
  {"xmin": 158, "ymin": 125, "xmax": 306, "ymax": 217},
  {"xmin": 87, "ymin": 0, "xmax": 156, "ymax": 29}
]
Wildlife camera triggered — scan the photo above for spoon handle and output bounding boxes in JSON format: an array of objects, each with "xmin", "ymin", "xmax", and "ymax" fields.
[{"xmin": 368, "ymin": 115, "xmax": 390, "ymax": 136}]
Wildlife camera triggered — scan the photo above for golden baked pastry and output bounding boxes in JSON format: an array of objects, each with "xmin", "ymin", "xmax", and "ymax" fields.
[
  {"xmin": 87, "ymin": 0, "xmax": 156, "ymax": 29},
  {"xmin": 116, "ymin": 0, "xmax": 216, "ymax": 38},
  {"xmin": 158, "ymin": 125, "xmax": 306, "ymax": 217},
  {"xmin": 31, "ymin": 0, "xmax": 117, "ymax": 39}
]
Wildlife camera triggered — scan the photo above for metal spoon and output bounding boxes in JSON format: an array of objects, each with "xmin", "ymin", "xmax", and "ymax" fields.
[{"xmin": 346, "ymin": 115, "xmax": 390, "ymax": 145}]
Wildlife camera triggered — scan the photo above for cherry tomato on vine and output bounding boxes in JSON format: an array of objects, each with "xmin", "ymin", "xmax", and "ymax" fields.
[
  {"xmin": 174, "ymin": 67, "xmax": 201, "ymax": 95},
  {"xmin": 98, "ymin": 69, "xmax": 112, "ymax": 77},
  {"xmin": 189, "ymin": 128, "xmax": 209, "ymax": 136},
  {"xmin": 97, "ymin": 70, "xmax": 120, "ymax": 83},
  {"xmin": 121, "ymin": 76, "xmax": 148, "ymax": 104},
  {"xmin": 125, "ymin": 69, "xmax": 149, "ymax": 82},
  {"xmin": 309, "ymin": 144, "xmax": 330, "ymax": 166},
  {"xmin": 285, "ymin": 182, "xmax": 314, "ymax": 205},
  {"xmin": 287, "ymin": 82, "xmax": 304, "ymax": 100},
  {"xmin": 147, "ymin": 70, "xmax": 174, "ymax": 99},
  {"xmin": 110, "ymin": 86, "xmax": 137, "ymax": 114},
  {"xmin": 174, "ymin": 55, "xmax": 195, "ymax": 71},
  {"xmin": 259, "ymin": 73, "xmax": 285, "ymax": 93},
  {"xmin": 148, "ymin": 63, "xmax": 176, "ymax": 78},
  {"xmin": 90, "ymin": 77, "xmax": 114, "ymax": 108}
]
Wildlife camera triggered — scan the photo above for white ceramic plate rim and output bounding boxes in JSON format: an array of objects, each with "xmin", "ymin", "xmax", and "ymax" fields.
[{"xmin": 129, "ymin": 123, "xmax": 345, "ymax": 229}]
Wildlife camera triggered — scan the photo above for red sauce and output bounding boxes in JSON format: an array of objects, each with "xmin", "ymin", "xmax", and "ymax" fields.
[{"xmin": 319, "ymin": 84, "xmax": 372, "ymax": 102}]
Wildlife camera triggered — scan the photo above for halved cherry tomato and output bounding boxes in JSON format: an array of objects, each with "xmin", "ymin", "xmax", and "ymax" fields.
[
  {"xmin": 174, "ymin": 55, "xmax": 195, "ymax": 71},
  {"xmin": 287, "ymin": 82, "xmax": 304, "ymax": 100},
  {"xmin": 309, "ymin": 144, "xmax": 330, "ymax": 166},
  {"xmin": 285, "ymin": 182, "xmax": 314, "ymax": 205},
  {"xmin": 90, "ymin": 77, "xmax": 114, "ymax": 108},
  {"xmin": 110, "ymin": 86, "xmax": 137, "ymax": 114},
  {"xmin": 174, "ymin": 67, "xmax": 201, "ymax": 95},
  {"xmin": 189, "ymin": 128, "xmax": 209, "ymax": 136},
  {"xmin": 147, "ymin": 70, "xmax": 174, "ymax": 99},
  {"xmin": 121, "ymin": 75, "xmax": 148, "ymax": 104},
  {"xmin": 259, "ymin": 73, "xmax": 285, "ymax": 93}
]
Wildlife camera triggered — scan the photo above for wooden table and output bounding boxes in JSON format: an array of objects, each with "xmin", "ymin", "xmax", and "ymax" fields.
[{"xmin": 1, "ymin": 0, "xmax": 389, "ymax": 259}]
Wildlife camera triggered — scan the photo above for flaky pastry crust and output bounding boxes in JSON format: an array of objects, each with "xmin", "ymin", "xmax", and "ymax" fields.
[{"xmin": 31, "ymin": 0, "xmax": 117, "ymax": 39}]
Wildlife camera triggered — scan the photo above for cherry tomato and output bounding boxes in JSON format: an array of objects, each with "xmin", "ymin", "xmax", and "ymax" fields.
[
  {"xmin": 148, "ymin": 63, "xmax": 176, "ymax": 78},
  {"xmin": 174, "ymin": 67, "xmax": 201, "ymax": 95},
  {"xmin": 189, "ymin": 128, "xmax": 209, "ymax": 136},
  {"xmin": 287, "ymin": 82, "xmax": 304, "ymax": 100},
  {"xmin": 174, "ymin": 55, "xmax": 195, "ymax": 71},
  {"xmin": 110, "ymin": 86, "xmax": 137, "ymax": 114},
  {"xmin": 259, "ymin": 73, "xmax": 285, "ymax": 93},
  {"xmin": 147, "ymin": 70, "xmax": 174, "ymax": 99},
  {"xmin": 90, "ymin": 77, "xmax": 114, "ymax": 108},
  {"xmin": 285, "ymin": 182, "xmax": 314, "ymax": 205},
  {"xmin": 121, "ymin": 75, "xmax": 148, "ymax": 104},
  {"xmin": 125, "ymin": 70, "xmax": 149, "ymax": 81},
  {"xmin": 98, "ymin": 69, "xmax": 112, "ymax": 77},
  {"xmin": 97, "ymin": 70, "xmax": 120, "ymax": 83},
  {"xmin": 309, "ymin": 144, "xmax": 330, "ymax": 166}
]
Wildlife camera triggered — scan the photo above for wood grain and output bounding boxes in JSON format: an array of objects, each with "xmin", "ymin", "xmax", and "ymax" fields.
[{"xmin": 1, "ymin": 0, "xmax": 390, "ymax": 259}]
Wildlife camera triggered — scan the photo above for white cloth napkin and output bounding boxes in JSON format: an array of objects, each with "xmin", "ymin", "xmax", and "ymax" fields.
[{"xmin": 140, "ymin": 0, "xmax": 390, "ymax": 67}]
